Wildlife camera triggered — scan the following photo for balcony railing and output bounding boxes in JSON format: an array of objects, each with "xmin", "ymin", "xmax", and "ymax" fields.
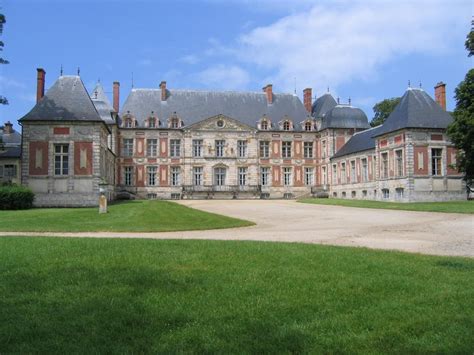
[{"xmin": 183, "ymin": 185, "xmax": 260, "ymax": 193}]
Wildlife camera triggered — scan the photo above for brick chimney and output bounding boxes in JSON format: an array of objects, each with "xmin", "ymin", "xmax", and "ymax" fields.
[
  {"xmin": 159, "ymin": 81, "xmax": 167, "ymax": 101},
  {"xmin": 263, "ymin": 84, "xmax": 273, "ymax": 104},
  {"xmin": 434, "ymin": 82, "xmax": 446, "ymax": 110},
  {"xmin": 36, "ymin": 68, "xmax": 46, "ymax": 103},
  {"xmin": 303, "ymin": 88, "xmax": 312, "ymax": 113},
  {"xmin": 113, "ymin": 81, "xmax": 120, "ymax": 113},
  {"xmin": 3, "ymin": 121, "xmax": 13, "ymax": 134}
]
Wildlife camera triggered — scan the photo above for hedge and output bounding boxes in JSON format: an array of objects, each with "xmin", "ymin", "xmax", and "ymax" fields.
[{"xmin": 0, "ymin": 185, "xmax": 35, "ymax": 210}]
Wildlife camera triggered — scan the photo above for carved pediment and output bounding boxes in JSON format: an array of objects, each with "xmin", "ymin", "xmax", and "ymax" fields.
[{"xmin": 185, "ymin": 114, "xmax": 255, "ymax": 132}]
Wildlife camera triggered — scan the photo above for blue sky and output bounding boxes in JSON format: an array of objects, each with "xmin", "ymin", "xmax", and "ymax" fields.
[{"xmin": 0, "ymin": 0, "xmax": 472, "ymax": 130}]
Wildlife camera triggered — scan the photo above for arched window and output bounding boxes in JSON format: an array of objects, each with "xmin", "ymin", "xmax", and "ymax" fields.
[
  {"xmin": 305, "ymin": 121, "xmax": 312, "ymax": 131},
  {"xmin": 283, "ymin": 121, "xmax": 291, "ymax": 131},
  {"xmin": 261, "ymin": 120, "xmax": 268, "ymax": 130}
]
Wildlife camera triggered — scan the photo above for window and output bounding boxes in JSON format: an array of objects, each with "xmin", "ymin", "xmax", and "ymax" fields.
[
  {"xmin": 147, "ymin": 139, "xmax": 158, "ymax": 157},
  {"xmin": 362, "ymin": 190, "xmax": 367, "ymax": 197},
  {"xmin": 283, "ymin": 121, "xmax": 291, "ymax": 131},
  {"xmin": 373, "ymin": 156, "xmax": 377, "ymax": 178},
  {"xmin": 304, "ymin": 121, "xmax": 312, "ymax": 131},
  {"xmin": 170, "ymin": 139, "xmax": 180, "ymax": 157},
  {"xmin": 396, "ymin": 150, "xmax": 403, "ymax": 177},
  {"xmin": 261, "ymin": 120, "xmax": 268, "ymax": 130},
  {"xmin": 147, "ymin": 166, "xmax": 157, "ymax": 186},
  {"xmin": 4, "ymin": 164, "xmax": 16, "ymax": 178},
  {"xmin": 283, "ymin": 167, "xmax": 292, "ymax": 186},
  {"xmin": 259, "ymin": 141, "xmax": 270, "ymax": 158},
  {"xmin": 171, "ymin": 166, "xmax": 180, "ymax": 186},
  {"xmin": 237, "ymin": 140, "xmax": 247, "ymax": 158},
  {"xmin": 148, "ymin": 117, "xmax": 157, "ymax": 128},
  {"xmin": 215, "ymin": 140, "xmax": 225, "ymax": 158},
  {"xmin": 170, "ymin": 118, "xmax": 180, "ymax": 128},
  {"xmin": 382, "ymin": 188, "xmax": 390, "ymax": 199},
  {"xmin": 216, "ymin": 119, "xmax": 225, "ymax": 128},
  {"xmin": 341, "ymin": 162, "xmax": 346, "ymax": 184},
  {"xmin": 238, "ymin": 167, "xmax": 247, "ymax": 186},
  {"xmin": 214, "ymin": 167, "xmax": 226, "ymax": 186},
  {"xmin": 361, "ymin": 158, "xmax": 368, "ymax": 182},
  {"xmin": 193, "ymin": 167, "xmax": 203, "ymax": 186},
  {"xmin": 381, "ymin": 152, "xmax": 388, "ymax": 179},
  {"xmin": 124, "ymin": 166, "xmax": 133, "ymax": 186},
  {"xmin": 351, "ymin": 191, "xmax": 356, "ymax": 198},
  {"xmin": 342, "ymin": 191, "xmax": 346, "ymax": 198},
  {"xmin": 193, "ymin": 139, "xmax": 203, "ymax": 157},
  {"xmin": 322, "ymin": 166, "xmax": 327, "ymax": 185},
  {"xmin": 123, "ymin": 138, "xmax": 133, "ymax": 157},
  {"xmin": 350, "ymin": 161, "xmax": 356, "ymax": 183},
  {"xmin": 333, "ymin": 192, "xmax": 337, "ymax": 198},
  {"xmin": 260, "ymin": 167, "xmax": 270, "ymax": 186},
  {"xmin": 332, "ymin": 164, "xmax": 337, "ymax": 184},
  {"xmin": 303, "ymin": 142, "xmax": 313, "ymax": 158},
  {"xmin": 282, "ymin": 141, "xmax": 292, "ymax": 158},
  {"xmin": 54, "ymin": 144, "xmax": 69, "ymax": 175},
  {"xmin": 432, "ymin": 148, "xmax": 442, "ymax": 176},
  {"xmin": 304, "ymin": 167, "xmax": 314, "ymax": 186},
  {"xmin": 124, "ymin": 118, "xmax": 133, "ymax": 128},
  {"xmin": 396, "ymin": 187, "xmax": 404, "ymax": 199},
  {"xmin": 322, "ymin": 140, "xmax": 327, "ymax": 159},
  {"xmin": 147, "ymin": 193, "xmax": 157, "ymax": 200}
]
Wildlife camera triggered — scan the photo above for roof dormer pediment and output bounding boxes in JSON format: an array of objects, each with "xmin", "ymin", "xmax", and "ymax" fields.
[{"xmin": 185, "ymin": 114, "xmax": 256, "ymax": 132}]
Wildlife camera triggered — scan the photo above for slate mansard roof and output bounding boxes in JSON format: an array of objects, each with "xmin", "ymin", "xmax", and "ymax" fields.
[
  {"xmin": 320, "ymin": 104, "xmax": 370, "ymax": 130},
  {"xmin": 0, "ymin": 146, "xmax": 21, "ymax": 159},
  {"xmin": 311, "ymin": 93, "xmax": 337, "ymax": 118},
  {"xmin": 332, "ymin": 125, "xmax": 384, "ymax": 159},
  {"xmin": 90, "ymin": 82, "xmax": 116, "ymax": 125},
  {"xmin": 19, "ymin": 76, "xmax": 103, "ymax": 123},
  {"xmin": 374, "ymin": 87, "xmax": 453, "ymax": 137},
  {"xmin": 120, "ymin": 89, "xmax": 309, "ymax": 129}
]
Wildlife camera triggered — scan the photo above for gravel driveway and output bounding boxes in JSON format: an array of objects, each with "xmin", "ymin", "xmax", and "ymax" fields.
[{"xmin": 1, "ymin": 200, "xmax": 473, "ymax": 257}]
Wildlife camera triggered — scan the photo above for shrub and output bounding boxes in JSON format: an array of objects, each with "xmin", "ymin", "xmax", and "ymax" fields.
[{"xmin": 0, "ymin": 185, "xmax": 35, "ymax": 210}]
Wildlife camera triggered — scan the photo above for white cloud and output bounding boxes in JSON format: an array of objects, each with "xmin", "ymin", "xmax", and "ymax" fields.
[
  {"xmin": 203, "ymin": 1, "xmax": 470, "ymax": 95},
  {"xmin": 180, "ymin": 54, "xmax": 199, "ymax": 65},
  {"xmin": 195, "ymin": 65, "xmax": 250, "ymax": 90}
]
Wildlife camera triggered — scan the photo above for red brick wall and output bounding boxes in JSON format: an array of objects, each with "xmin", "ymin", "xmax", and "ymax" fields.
[
  {"xmin": 160, "ymin": 138, "xmax": 168, "ymax": 158},
  {"xmin": 53, "ymin": 127, "xmax": 70, "ymax": 135},
  {"xmin": 447, "ymin": 147, "xmax": 459, "ymax": 175},
  {"xmin": 29, "ymin": 141, "xmax": 49, "ymax": 175},
  {"xmin": 294, "ymin": 166, "xmax": 303, "ymax": 187},
  {"xmin": 74, "ymin": 142, "xmax": 93, "ymax": 175},
  {"xmin": 272, "ymin": 165, "xmax": 281, "ymax": 186},
  {"xmin": 136, "ymin": 138, "xmax": 145, "ymax": 157},
  {"xmin": 414, "ymin": 146, "xmax": 428, "ymax": 175},
  {"xmin": 136, "ymin": 165, "xmax": 145, "ymax": 187},
  {"xmin": 336, "ymin": 136, "xmax": 345, "ymax": 152},
  {"xmin": 294, "ymin": 141, "xmax": 302, "ymax": 159},
  {"xmin": 271, "ymin": 140, "xmax": 280, "ymax": 159},
  {"xmin": 160, "ymin": 165, "xmax": 169, "ymax": 186}
]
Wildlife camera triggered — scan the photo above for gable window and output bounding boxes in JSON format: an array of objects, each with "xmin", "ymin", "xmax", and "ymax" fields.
[
  {"xmin": 123, "ymin": 138, "xmax": 133, "ymax": 157},
  {"xmin": 238, "ymin": 167, "xmax": 247, "ymax": 186},
  {"xmin": 193, "ymin": 139, "xmax": 203, "ymax": 157},
  {"xmin": 147, "ymin": 139, "xmax": 158, "ymax": 157},
  {"xmin": 283, "ymin": 167, "xmax": 292, "ymax": 186},
  {"xmin": 432, "ymin": 148, "xmax": 442, "ymax": 176},
  {"xmin": 193, "ymin": 167, "xmax": 203, "ymax": 186},
  {"xmin": 237, "ymin": 140, "xmax": 247, "ymax": 158},
  {"xmin": 260, "ymin": 167, "xmax": 270, "ymax": 186},
  {"xmin": 304, "ymin": 121, "xmax": 312, "ymax": 131},
  {"xmin": 283, "ymin": 121, "xmax": 291, "ymax": 131},
  {"xmin": 261, "ymin": 120, "xmax": 268, "ymax": 130},
  {"xmin": 214, "ymin": 167, "xmax": 226, "ymax": 186},
  {"xmin": 361, "ymin": 158, "xmax": 368, "ymax": 182},
  {"xmin": 54, "ymin": 144, "xmax": 69, "ymax": 176},
  {"xmin": 171, "ymin": 166, "xmax": 180, "ymax": 186},
  {"xmin": 147, "ymin": 166, "xmax": 157, "ymax": 186},
  {"xmin": 395, "ymin": 150, "xmax": 403, "ymax": 177},
  {"xmin": 381, "ymin": 152, "xmax": 388, "ymax": 179},
  {"xmin": 170, "ymin": 139, "xmax": 181, "ymax": 157},
  {"xmin": 282, "ymin": 141, "xmax": 292, "ymax": 158},
  {"xmin": 215, "ymin": 140, "xmax": 225, "ymax": 158},
  {"xmin": 124, "ymin": 166, "xmax": 133, "ymax": 186},
  {"xmin": 259, "ymin": 141, "xmax": 270, "ymax": 158},
  {"xmin": 304, "ymin": 167, "xmax": 314, "ymax": 186},
  {"xmin": 303, "ymin": 142, "xmax": 313, "ymax": 158}
]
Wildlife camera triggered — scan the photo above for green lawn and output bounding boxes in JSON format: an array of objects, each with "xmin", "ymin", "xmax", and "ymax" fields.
[
  {"xmin": 0, "ymin": 237, "xmax": 472, "ymax": 353},
  {"xmin": 299, "ymin": 198, "xmax": 474, "ymax": 214},
  {"xmin": 0, "ymin": 200, "xmax": 253, "ymax": 232}
]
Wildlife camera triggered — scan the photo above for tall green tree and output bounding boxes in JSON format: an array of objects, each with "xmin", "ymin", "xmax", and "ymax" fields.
[
  {"xmin": 465, "ymin": 19, "xmax": 474, "ymax": 57},
  {"xmin": 447, "ymin": 24, "xmax": 474, "ymax": 186},
  {"xmin": 370, "ymin": 97, "xmax": 401, "ymax": 127},
  {"xmin": 0, "ymin": 12, "xmax": 9, "ymax": 105}
]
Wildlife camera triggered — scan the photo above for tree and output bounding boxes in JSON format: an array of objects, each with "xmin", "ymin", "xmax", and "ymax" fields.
[
  {"xmin": 465, "ymin": 19, "xmax": 474, "ymax": 57},
  {"xmin": 0, "ymin": 12, "xmax": 9, "ymax": 105},
  {"xmin": 369, "ymin": 97, "xmax": 401, "ymax": 127}
]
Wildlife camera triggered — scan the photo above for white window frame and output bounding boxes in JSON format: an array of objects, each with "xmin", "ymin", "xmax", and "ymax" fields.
[{"xmin": 54, "ymin": 144, "xmax": 69, "ymax": 176}]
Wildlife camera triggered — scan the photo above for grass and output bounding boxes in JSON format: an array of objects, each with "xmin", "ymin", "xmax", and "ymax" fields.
[
  {"xmin": 0, "ymin": 200, "xmax": 253, "ymax": 232},
  {"xmin": 299, "ymin": 198, "xmax": 474, "ymax": 214},
  {"xmin": 0, "ymin": 237, "xmax": 473, "ymax": 353}
]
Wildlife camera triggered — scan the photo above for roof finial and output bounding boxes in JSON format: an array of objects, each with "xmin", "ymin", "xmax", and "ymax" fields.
[
  {"xmin": 60, "ymin": 64, "xmax": 63, "ymax": 76},
  {"xmin": 327, "ymin": 86, "xmax": 330, "ymax": 93},
  {"xmin": 348, "ymin": 97, "xmax": 351, "ymax": 105},
  {"xmin": 408, "ymin": 80, "xmax": 411, "ymax": 88},
  {"xmin": 337, "ymin": 97, "xmax": 340, "ymax": 104},
  {"xmin": 77, "ymin": 67, "xmax": 80, "ymax": 76},
  {"xmin": 419, "ymin": 81, "xmax": 422, "ymax": 88}
]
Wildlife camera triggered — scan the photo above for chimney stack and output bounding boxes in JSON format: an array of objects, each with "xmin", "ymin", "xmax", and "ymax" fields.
[
  {"xmin": 303, "ymin": 88, "xmax": 312, "ymax": 113},
  {"xmin": 113, "ymin": 81, "xmax": 120, "ymax": 113},
  {"xmin": 159, "ymin": 81, "xmax": 167, "ymax": 101},
  {"xmin": 263, "ymin": 84, "xmax": 273, "ymax": 104},
  {"xmin": 3, "ymin": 121, "xmax": 13, "ymax": 134},
  {"xmin": 36, "ymin": 68, "xmax": 46, "ymax": 103},
  {"xmin": 434, "ymin": 82, "xmax": 446, "ymax": 110}
]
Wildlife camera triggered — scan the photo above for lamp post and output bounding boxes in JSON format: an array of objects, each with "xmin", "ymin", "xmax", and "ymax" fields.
[{"xmin": 99, "ymin": 182, "xmax": 108, "ymax": 214}]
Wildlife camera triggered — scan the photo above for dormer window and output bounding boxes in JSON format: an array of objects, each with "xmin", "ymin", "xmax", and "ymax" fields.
[
  {"xmin": 283, "ymin": 120, "xmax": 291, "ymax": 131},
  {"xmin": 124, "ymin": 117, "xmax": 133, "ymax": 128},
  {"xmin": 148, "ymin": 117, "xmax": 157, "ymax": 128},
  {"xmin": 304, "ymin": 121, "xmax": 313, "ymax": 131},
  {"xmin": 171, "ymin": 118, "xmax": 179, "ymax": 128},
  {"xmin": 261, "ymin": 120, "xmax": 268, "ymax": 130}
]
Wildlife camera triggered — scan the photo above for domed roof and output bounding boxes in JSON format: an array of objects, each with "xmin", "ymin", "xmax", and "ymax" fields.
[
  {"xmin": 320, "ymin": 104, "xmax": 370, "ymax": 130},
  {"xmin": 311, "ymin": 93, "xmax": 337, "ymax": 118}
]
